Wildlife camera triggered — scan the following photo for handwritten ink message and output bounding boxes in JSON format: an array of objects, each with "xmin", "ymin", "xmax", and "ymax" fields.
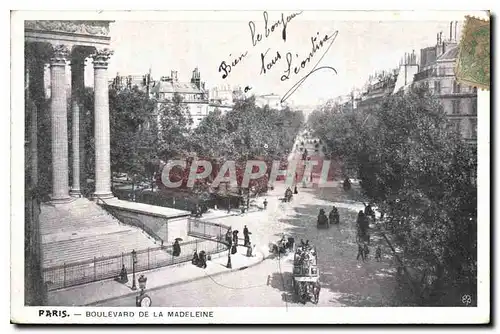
[{"xmin": 217, "ymin": 11, "xmax": 338, "ymax": 103}]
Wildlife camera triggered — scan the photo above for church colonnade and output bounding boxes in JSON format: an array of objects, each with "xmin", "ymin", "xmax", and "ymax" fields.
[{"xmin": 25, "ymin": 41, "xmax": 114, "ymax": 201}]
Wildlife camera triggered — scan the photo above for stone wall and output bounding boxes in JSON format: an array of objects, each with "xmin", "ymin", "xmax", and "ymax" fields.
[{"xmin": 108, "ymin": 207, "xmax": 194, "ymax": 244}]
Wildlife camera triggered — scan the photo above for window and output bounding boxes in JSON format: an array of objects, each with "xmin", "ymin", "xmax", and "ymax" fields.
[
  {"xmin": 453, "ymin": 119, "xmax": 461, "ymax": 133},
  {"xmin": 434, "ymin": 81, "xmax": 441, "ymax": 94},
  {"xmin": 470, "ymin": 119, "xmax": 477, "ymax": 139},
  {"xmin": 452, "ymin": 100, "xmax": 460, "ymax": 114},
  {"xmin": 472, "ymin": 98, "xmax": 477, "ymax": 115},
  {"xmin": 453, "ymin": 81, "xmax": 461, "ymax": 93}
]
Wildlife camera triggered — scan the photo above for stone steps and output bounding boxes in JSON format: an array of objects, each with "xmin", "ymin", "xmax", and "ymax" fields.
[
  {"xmin": 42, "ymin": 229, "xmax": 158, "ymax": 267},
  {"xmin": 40, "ymin": 198, "xmax": 158, "ymax": 268}
]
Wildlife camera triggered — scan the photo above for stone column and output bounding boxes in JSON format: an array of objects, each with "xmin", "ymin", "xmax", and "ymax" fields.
[
  {"xmin": 92, "ymin": 48, "xmax": 114, "ymax": 199},
  {"xmin": 26, "ymin": 54, "xmax": 38, "ymax": 187},
  {"xmin": 69, "ymin": 57, "xmax": 85, "ymax": 197},
  {"xmin": 49, "ymin": 45, "xmax": 70, "ymax": 202},
  {"xmin": 79, "ymin": 97, "xmax": 87, "ymax": 195}
]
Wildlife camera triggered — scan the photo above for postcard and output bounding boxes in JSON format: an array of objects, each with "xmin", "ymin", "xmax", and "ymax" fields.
[{"xmin": 11, "ymin": 9, "xmax": 490, "ymax": 324}]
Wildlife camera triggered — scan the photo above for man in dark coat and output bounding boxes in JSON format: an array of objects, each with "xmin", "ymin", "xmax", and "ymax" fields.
[
  {"xmin": 233, "ymin": 230, "xmax": 239, "ymax": 246},
  {"xmin": 364, "ymin": 203, "xmax": 375, "ymax": 221},
  {"xmin": 192, "ymin": 251, "xmax": 199, "ymax": 266},
  {"xmin": 243, "ymin": 225, "xmax": 250, "ymax": 247},
  {"xmin": 318, "ymin": 209, "xmax": 328, "ymax": 226},
  {"xmin": 172, "ymin": 240, "xmax": 181, "ymax": 257},
  {"xmin": 329, "ymin": 206, "xmax": 339, "ymax": 225},
  {"xmin": 199, "ymin": 251, "xmax": 207, "ymax": 268}
]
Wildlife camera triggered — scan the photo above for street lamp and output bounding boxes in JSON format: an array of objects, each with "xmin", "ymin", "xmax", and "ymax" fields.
[
  {"xmin": 131, "ymin": 249, "xmax": 137, "ymax": 290},
  {"xmin": 226, "ymin": 246, "xmax": 232, "ymax": 269}
]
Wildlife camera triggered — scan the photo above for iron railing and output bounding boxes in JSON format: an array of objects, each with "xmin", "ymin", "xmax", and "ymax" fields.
[
  {"xmin": 99, "ymin": 200, "xmax": 165, "ymax": 245},
  {"xmin": 42, "ymin": 238, "xmax": 226, "ymax": 291},
  {"xmin": 187, "ymin": 218, "xmax": 231, "ymax": 243}
]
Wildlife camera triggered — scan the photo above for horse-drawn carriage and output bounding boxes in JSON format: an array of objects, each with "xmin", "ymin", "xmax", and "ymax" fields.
[
  {"xmin": 292, "ymin": 244, "xmax": 320, "ymax": 304},
  {"xmin": 269, "ymin": 235, "xmax": 295, "ymax": 255}
]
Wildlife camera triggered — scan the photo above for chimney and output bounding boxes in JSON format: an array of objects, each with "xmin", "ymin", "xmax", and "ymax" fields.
[
  {"xmin": 450, "ymin": 21, "xmax": 453, "ymax": 41},
  {"xmin": 455, "ymin": 21, "xmax": 458, "ymax": 41},
  {"xmin": 191, "ymin": 67, "xmax": 201, "ymax": 89}
]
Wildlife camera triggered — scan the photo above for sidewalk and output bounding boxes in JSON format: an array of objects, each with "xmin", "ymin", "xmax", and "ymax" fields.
[{"xmin": 47, "ymin": 247, "xmax": 265, "ymax": 306}]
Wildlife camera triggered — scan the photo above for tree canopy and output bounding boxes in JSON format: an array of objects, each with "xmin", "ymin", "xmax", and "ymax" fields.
[{"xmin": 308, "ymin": 86, "xmax": 477, "ymax": 301}]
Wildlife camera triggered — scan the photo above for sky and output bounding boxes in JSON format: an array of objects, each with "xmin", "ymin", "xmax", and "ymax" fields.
[{"xmin": 79, "ymin": 12, "xmax": 465, "ymax": 106}]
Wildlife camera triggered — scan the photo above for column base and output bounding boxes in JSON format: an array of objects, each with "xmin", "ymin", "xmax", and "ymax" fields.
[
  {"xmin": 49, "ymin": 195, "xmax": 72, "ymax": 204},
  {"xmin": 70, "ymin": 189, "xmax": 82, "ymax": 197},
  {"xmin": 91, "ymin": 192, "xmax": 115, "ymax": 204}
]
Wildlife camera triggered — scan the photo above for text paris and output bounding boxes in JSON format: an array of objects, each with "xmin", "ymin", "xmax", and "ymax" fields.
[
  {"xmin": 249, "ymin": 11, "xmax": 303, "ymax": 47},
  {"xmin": 281, "ymin": 31, "xmax": 338, "ymax": 82}
]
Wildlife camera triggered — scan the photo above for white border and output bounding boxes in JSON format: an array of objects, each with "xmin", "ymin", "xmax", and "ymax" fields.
[{"xmin": 10, "ymin": 9, "xmax": 490, "ymax": 325}]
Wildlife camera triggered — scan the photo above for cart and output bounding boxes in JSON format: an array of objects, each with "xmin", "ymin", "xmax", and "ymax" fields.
[
  {"xmin": 269, "ymin": 235, "xmax": 295, "ymax": 255},
  {"xmin": 292, "ymin": 246, "xmax": 320, "ymax": 304}
]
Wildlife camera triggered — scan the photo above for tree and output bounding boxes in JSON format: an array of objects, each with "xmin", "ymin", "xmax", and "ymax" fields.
[
  {"xmin": 190, "ymin": 96, "xmax": 304, "ymax": 194},
  {"xmin": 156, "ymin": 93, "xmax": 193, "ymax": 160},
  {"xmin": 109, "ymin": 86, "xmax": 157, "ymax": 183},
  {"xmin": 308, "ymin": 85, "xmax": 477, "ymax": 303}
]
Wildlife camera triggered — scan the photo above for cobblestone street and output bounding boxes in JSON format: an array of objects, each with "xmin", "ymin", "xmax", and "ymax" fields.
[{"xmin": 96, "ymin": 182, "xmax": 414, "ymax": 307}]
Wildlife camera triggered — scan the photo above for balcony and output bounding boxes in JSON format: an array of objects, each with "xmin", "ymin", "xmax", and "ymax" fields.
[{"xmin": 414, "ymin": 68, "xmax": 455, "ymax": 81}]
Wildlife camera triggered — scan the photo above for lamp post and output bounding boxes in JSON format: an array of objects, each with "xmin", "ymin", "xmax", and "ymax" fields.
[
  {"xmin": 226, "ymin": 247, "xmax": 232, "ymax": 269},
  {"xmin": 131, "ymin": 249, "xmax": 137, "ymax": 290}
]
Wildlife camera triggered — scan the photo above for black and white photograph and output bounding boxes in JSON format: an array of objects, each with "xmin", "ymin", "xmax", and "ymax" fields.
[{"xmin": 11, "ymin": 9, "xmax": 490, "ymax": 324}]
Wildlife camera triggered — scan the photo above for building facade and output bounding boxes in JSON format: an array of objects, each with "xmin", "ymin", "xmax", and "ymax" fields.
[
  {"xmin": 208, "ymin": 85, "xmax": 237, "ymax": 114},
  {"xmin": 25, "ymin": 19, "xmax": 115, "ymax": 305},
  {"xmin": 255, "ymin": 93, "xmax": 287, "ymax": 110},
  {"xmin": 413, "ymin": 22, "xmax": 477, "ymax": 143},
  {"xmin": 109, "ymin": 70, "xmax": 154, "ymax": 96},
  {"xmin": 150, "ymin": 68, "xmax": 209, "ymax": 128}
]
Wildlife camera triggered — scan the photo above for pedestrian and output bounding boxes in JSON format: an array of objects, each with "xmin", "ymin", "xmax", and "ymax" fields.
[
  {"xmin": 364, "ymin": 203, "xmax": 375, "ymax": 222},
  {"xmin": 363, "ymin": 243, "xmax": 370, "ymax": 260},
  {"xmin": 263, "ymin": 198, "xmax": 268, "ymax": 210},
  {"xmin": 294, "ymin": 185, "xmax": 298, "ymax": 194},
  {"xmin": 356, "ymin": 243, "xmax": 365, "ymax": 262},
  {"xmin": 119, "ymin": 264, "xmax": 128, "ymax": 283},
  {"xmin": 243, "ymin": 225, "xmax": 250, "ymax": 247},
  {"xmin": 199, "ymin": 251, "xmax": 207, "ymax": 268},
  {"xmin": 191, "ymin": 250, "xmax": 199, "ymax": 266},
  {"xmin": 172, "ymin": 239, "xmax": 181, "ymax": 257},
  {"xmin": 233, "ymin": 230, "xmax": 238, "ymax": 246},
  {"xmin": 375, "ymin": 245, "xmax": 382, "ymax": 262}
]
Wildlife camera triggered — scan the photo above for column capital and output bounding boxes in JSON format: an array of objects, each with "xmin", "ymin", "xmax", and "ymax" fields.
[
  {"xmin": 91, "ymin": 48, "xmax": 114, "ymax": 69},
  {"xmin": 50, "ymin": 44, "xmax": 71, "ymax": 67}
]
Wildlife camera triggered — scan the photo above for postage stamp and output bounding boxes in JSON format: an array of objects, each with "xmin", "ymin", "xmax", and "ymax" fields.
[
  {"xmin": 11, "ymin": 10, "xmax": 489, "ymax": 325},
  {"xmin": 455, "ymin": 15, "xmax": 491, "ymax": 90}
]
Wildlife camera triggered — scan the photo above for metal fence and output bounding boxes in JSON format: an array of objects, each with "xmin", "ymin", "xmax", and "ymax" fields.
[
  {"xmin": 187, "ymin": 218, "xmax": 230, "ymax": 243},
  {"xmin": 42, "ymin": 238, "xmax": 226, "ymax": 291}
]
